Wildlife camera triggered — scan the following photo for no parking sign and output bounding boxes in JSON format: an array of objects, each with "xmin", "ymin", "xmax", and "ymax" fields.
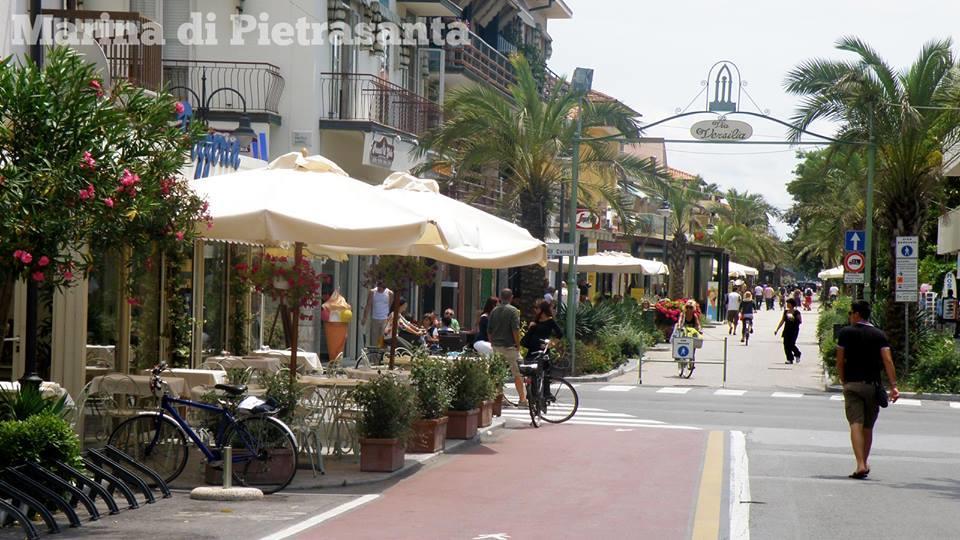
[{"xmin": 673, "ymin": 336, "xmax": 695, "ymax": 360}]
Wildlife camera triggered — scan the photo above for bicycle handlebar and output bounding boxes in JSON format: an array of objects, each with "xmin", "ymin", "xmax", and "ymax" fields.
[{"xmin": 149, "ymin": 363, "xmax": 169, "ymax": 395}]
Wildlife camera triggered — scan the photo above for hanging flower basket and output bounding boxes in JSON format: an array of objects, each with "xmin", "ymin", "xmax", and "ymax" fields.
[{"xmin": 236, "ymin": 254, "xmax": 327, "ymax": 321}]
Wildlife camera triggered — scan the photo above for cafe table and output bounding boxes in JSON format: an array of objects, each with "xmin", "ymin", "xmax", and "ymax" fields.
[{"xmin": 140, "ymin": 367, "xmax": 225, "ymax": 389}]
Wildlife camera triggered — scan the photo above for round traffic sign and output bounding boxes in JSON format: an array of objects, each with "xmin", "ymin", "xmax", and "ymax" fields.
[
  {"xmin": 677, "ymin": 346, "xmax": 690, "ymax": 358},
  {"xmin": 901, "ymin": 245, "xmax": 914, "ymax": 257},
  {"xmin": 844, "ymin": 252, "xmax": 865, "ymax": 273}
]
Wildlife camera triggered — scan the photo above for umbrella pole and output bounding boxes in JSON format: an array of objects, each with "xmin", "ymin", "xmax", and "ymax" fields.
[
  {"xmin": 289, "ymin": 242, "xmax": 304, "ymax": 388},
  {"xmin": 389, "ymin": 298, "xmax": 399, "ymax": 371}
]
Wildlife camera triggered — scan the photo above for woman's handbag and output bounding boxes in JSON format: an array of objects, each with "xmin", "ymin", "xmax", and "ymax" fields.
[{"xmin": 874, "ymin": 382, "xmax": 889, "ymax": 408}]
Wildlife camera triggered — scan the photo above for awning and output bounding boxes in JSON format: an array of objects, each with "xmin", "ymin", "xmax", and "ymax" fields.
[
  {"xmin": 729, "ymin": 262, "xmax": 759, "ymax": 278},
  {"xmin": 937, "ymin": 206, "xmax": 960, "ymax": 254}
]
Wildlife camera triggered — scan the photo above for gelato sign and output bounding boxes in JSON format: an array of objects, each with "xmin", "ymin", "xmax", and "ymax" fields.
[{"xmin": 690, "ymin": 118, "xmax": 753, "ymax": 141}]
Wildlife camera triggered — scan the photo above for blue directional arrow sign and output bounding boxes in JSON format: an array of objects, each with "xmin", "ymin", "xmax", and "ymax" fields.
[{"xmin": 845, "ymin": 230, "xmax": 865, "ymax": 252}]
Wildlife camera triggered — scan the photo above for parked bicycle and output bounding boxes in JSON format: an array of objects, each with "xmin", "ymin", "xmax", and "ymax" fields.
[
  {"xmin": 519, "ymin": 340, "xmax": 579, "ymax": 427},
  {"xmin": 107, "ymin": 364, "xmax": 298, "ymax": 494}
]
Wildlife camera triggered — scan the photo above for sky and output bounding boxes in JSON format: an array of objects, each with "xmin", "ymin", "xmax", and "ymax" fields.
[{"xmin": 548, "ymin": 0, "xmax": 960, "ymax": 238}]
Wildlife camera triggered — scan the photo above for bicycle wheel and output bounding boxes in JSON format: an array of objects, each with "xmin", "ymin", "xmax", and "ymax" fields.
[
  {"xmin": 108, "ymin": 413, "xmax": 189, "ymax": 485},
  {"xmin": 539, "ymin": 377, "xmax": 578, "ymax": 424},
  {"xmin": 224, "ymin": 416, "xmax": 298, "ymax": 494},
  {"xmin": 526, "ymin": 378, "xmax": 540, "ymax": 428}
]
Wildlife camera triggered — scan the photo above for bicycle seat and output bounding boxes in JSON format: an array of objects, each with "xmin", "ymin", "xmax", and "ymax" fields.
[
  {"xmin": 214, "ymin": 384, "xmax": 248, "ymax": 396},
  {"xmin": 519, "ymin": 363, "xmax": 539, "ymax": 376}
]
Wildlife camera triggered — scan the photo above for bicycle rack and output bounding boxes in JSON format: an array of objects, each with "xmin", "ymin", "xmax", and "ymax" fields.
[
  {"xmin": 54, "ymin": 460, "xmax": 121, "ymax": 515},
  {"xmin": 85, "ymin": 448, "xmax": 157, "ymax": 504},
  {"xmin": 0, "ymin": 497, "xmax": 40, "ymax": 540},
  {"xmin": 103, "ymin": 445, "xmax": 172, "ymax": 498},
  {"xmin": 1, "ymin": 468, "xmax": 83, "ymax": 528},
  {"xmin": 80, "ymin": 458, "xmax": 141, "ymax": 509},
  {"xmin": 0, "ymin": 479, "xmax": 60, "ymax": 534},
  {"xmin": 21, "ymin": 462, "xmax": 101, "ymax": 521}
]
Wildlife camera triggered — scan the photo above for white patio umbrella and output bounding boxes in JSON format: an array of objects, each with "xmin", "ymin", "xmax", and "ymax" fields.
[
  {"xmin": 189, "ymin": 152, "xmax": 445, "ymax": 380},
  {"xmin": 728, "ymin": 262, "xmax": 759, "ymax": 278},
  {"xmin": 818, "ymin": 266, "xmax": 844, "ymax": 280},
  {"xmin": 547, "ymin": 251, "xmax": 668, "ymax": 275},
  {"xmin": 318, "ymin": 172, "xmax": 546, "ymax": 268}
]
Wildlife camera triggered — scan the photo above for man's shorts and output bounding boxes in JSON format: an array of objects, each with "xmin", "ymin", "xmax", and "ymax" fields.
[
  {"xmin": 492, "ymin": 346, "xmax": 522, "ymax": 379},
  {"xmin": 843, "ymin": 382, "xmax": 880, "ymax": 428},
  {"xmin": 726, "ymin": 310, "xmax": 739, "ymax": 323}
]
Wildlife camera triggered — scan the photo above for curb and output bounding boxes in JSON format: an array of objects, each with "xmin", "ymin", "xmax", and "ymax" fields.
[
  {"xmin": 565, "ymin": 357, "xmax": 640, "ymax": 383},
  {"xmin": 286, "ymin": 417, "xmax": 507, "ymax": 490},
  {"xmin": 824, "ymin": 384, "xmax": 960, "ymax": 402}
]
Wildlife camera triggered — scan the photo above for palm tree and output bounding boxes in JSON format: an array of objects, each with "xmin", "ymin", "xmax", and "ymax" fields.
[
  {"xmin": 643, "ymin": 181, "xmax": 703, "ymax": 299},
  {"xmin": 418, "ymin": 55, "xmax": 663, "ymax": 313},
  {"xmin": 786, "ymin": 37, "xmax": 960, "ymax": 367}
]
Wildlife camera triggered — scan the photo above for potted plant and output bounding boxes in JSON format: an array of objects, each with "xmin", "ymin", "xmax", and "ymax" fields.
[
  {"xmin": 408, "ymin": 355, "xmax": 452, "ymax": 453},
  {"xmin": 445, "ymin": 359, "xmax": 487, "ymax": 439},
  {"xmin": 487, "ymin": 353, "xmax": 511, "ymax": 417},
  {"xmin": 353, "ymin": 375, "xmax": 416, "ymax": 472},
  {"xmin": 476, "ymin": 357, "xmax": 497, "ymax": 427}
]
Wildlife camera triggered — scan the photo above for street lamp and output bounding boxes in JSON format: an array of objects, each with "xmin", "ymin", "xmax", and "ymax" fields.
[
  {"xmin": 566, "ymin": 66, "xmax": 594, "ymax": 376},
  {"xmin": 170, "ymin": 67, "xmax": 257, "ymax": 147},
  {"xmin": 658, "ymin": 202, "xmax": 672, "ymax": 297}
]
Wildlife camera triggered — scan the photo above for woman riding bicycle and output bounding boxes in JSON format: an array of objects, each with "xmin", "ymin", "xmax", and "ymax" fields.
[
  {"xmin": 739, "ymin": 291, "xmax": 757, "ymax": 343},
  {"xmin": 521, "ymin": 299, "xmax": 564, "ymax": 400}
]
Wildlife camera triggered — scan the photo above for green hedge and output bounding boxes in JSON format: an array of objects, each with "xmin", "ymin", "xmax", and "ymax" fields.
[
  {"xmin": 0, "ymin": 413, "xmax": 82, "ymax": 470},
  {"xmin": 909, "ymin": 332, "xmax": 960, "ymax": 394},
  {"xmin": 817, "ymin": 296, "xmax": 851, "ymax": 381}
]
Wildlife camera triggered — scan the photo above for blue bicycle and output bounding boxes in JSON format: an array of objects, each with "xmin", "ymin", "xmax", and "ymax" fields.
[{"xmin": 107, "ymin": 364, "xmax": 298, "ymax": 494}]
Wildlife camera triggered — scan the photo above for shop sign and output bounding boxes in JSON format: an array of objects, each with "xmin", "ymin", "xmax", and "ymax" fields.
[
  {"xmin": 576, "ymin": 209, "xmax": 600, "ymax": 230},
  {"xmin": 366, "ymin": 132, "xmax": 395, "ymax": 168},
  {"xmin": 690, "ymin": 118, "xmax": 753, "ymax": 141}
]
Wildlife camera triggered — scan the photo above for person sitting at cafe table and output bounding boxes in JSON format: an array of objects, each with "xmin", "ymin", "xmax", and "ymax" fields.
[
  {"xmin": 421, "ymin": 313, "xmax": 441, "ymax": 350},
  {"xmin": 383, "ymin": 298, "xmax": 426, "ymax": 345},
  {"xmin": 439, "ymin": 316, "xmax": 458, "ymax": 335},
  {"xmin": 443, "ymin": 308, "xmax": 461, "ymax": 332}
]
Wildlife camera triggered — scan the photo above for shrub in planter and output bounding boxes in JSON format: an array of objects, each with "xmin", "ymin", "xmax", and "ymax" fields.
[
  {"xmin": 909, "ymin": 332, "xmax": 960, "ymax": 394},
  {"xmin": 353, "ymin": 375, "xmax": 416, "ymax": 471},
  {"xmin": 446, "ymin": 359, "xmax": 489, "ymax": 439},
  {"xmin": 0, "ymin": 413, "xmax": 83, "ymax": 470},
  {"xmin": 0, "ymin": 386, "xmax": 69, "ymax": 422},
  {"xmin": 261, "ymin": 370, "xmax": 304, "ymax": 423},
  {"xmin": 409, "ymin": 356, "xmax": 452, "ymax": 453},
  {"xmin": 577, "ymin": 341, "xmax": 614, "ymax": 375},
  {"xmin": 487, "ymin": 353, "xmax": 511, "ymax": 416}
]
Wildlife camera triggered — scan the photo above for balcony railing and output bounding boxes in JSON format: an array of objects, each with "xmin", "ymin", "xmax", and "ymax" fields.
[
  {"xmin": 446, "ymin": 31, "xmax": 516, "ymax": 95},
  {"xmin": 496, "ymin": 35, "xmax": 518, "ymax": 56},
  {"xmin": 163, "ymin": 60, "xmax": 285, "ymax": 115},
  {"xmin": 319, "ymin": 73, "xmax": 442, "ymax": 137},
  {"xmin": 42, "ymin": 9, "xmax": 161, "ymax": 91}
]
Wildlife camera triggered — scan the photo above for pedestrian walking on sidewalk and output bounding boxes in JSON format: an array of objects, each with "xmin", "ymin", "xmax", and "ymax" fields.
[
  {"xmin": 774, "ymin": 298, "xmax": 802, "ymax": 363},
  {"xmin": 488, "ymin": 288, "xmax": 526, "ymax": 405},
  {"xmin": 763, "ymin": 284, "xmax": 775, "ymax": 310},
  {"xmin": 726, "ymin": 287, "xmax": 742, "ymax": 335},
  {"xmin": 835, "ymin": 300, "xmax": 900, "ymax": 479}
]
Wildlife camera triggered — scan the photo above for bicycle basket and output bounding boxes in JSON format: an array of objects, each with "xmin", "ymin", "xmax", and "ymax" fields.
[{"xmin": 519, "ymin": 362, "xmax": 539, "ymax": 376}]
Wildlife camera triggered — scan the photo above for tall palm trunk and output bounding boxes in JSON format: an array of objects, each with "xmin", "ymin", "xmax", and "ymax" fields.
[
  {"xmin": 517, "ymin": 189, "xmax": 548, "ymax": 318},
  {"xmin": 881, "ymin": 192, "xmax": 923, "ymax": 375},
  {"xmin": 668, "ymin": 232, "xmax": 688, "ymax": 299}
]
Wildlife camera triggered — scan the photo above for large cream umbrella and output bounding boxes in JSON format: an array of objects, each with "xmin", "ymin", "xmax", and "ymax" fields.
[
  {"xmin": 546, "ymin": 251, "xmax": 668, "ymax": 275},
  {"xmin": 728, "ymin": 262, "xmax": 760, "ymax": 278},
  {"xmin": 818, "ymin": 266, "xmax": 844, "ymax": 280},
  {"xmin": 316, "ymin": 172, "xmax": 546, "ymax": 268},
  {"xmin": 190, "ymin": 152, "xmax": 445, "ymax": 382}
]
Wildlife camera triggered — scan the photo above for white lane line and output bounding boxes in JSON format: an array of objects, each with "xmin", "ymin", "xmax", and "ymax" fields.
[
  {"xmin": 499, "ymin": 410, "xmax": 637, "ymax": 419},
  {"xmin": 894, "ymin": 398, "xmax": 922, "ymax": 407},
  {"xmin": 830, "ymin": 395, "xmax": 844, "ymax": 401},
  {"xmin": 498, "ymin": 413, "xmax": 666, "ymax": 425},
  {"xmin": 599, "ymin": 385, "xmax": 635, "ymax": 392},
  {"xmin": 561, "ymin": 420, "xmax": 701, "ymax": 430},
  {"xmin": 730, "ymin": 431, "xmax": 751, "ymax": 540},
  {"xmin": 259, "ymin": 494, "xmax": 379, "ymax": 540},
  {"xmin": 715, "ymin": 389, "xmax": 747, "ymax": 396},
  {"xmin": 771, "ymin": 392, "xmax": 804, "ymax": 398},
  {"xmin": 950, "ymin": 402, "xmax": 960, "ymax": 409},
  {"xmin": 657, "ymin": 387, "xmax": 692, "ymax": 394}
]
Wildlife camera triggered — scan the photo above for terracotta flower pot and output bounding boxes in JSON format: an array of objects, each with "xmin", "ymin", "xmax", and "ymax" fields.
[
  {"xmin": 360, "ymin": 437, "xmax": 406, "ymax": 472},
  {"xmin": 408, "ymin": 417, "xmax": 448, "ymax": 453},
  {"xmin": 493, "ymin": 394, "xmax": 504, "ymax": 417},
  {"xmin": 478, "ymin": 399, "xmax": 494, "ymax": 427},
  {"xmin": 445, "ymin": 408, "xmax": 480, "ymax": 440}
]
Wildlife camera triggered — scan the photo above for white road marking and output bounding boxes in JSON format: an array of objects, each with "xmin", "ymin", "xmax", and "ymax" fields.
[
  {"xmin": 498, "ymin": 412, "xmax": 666, "ymax": 425},
  {"xmin": 950, "ymin": 402, "xmax": 960, "ymax": 409},
  {"xmin": 771, "ymin": 392, "xmax": 804, "ymax": 398},
  {"xmin": 615, "ymin": 429, "xmax": 634, "ymax": 432},
  {"xmin": 599, "ymin": 385, "xmax": 635, "ymax": 392},
  {"xmin": 894, "ymin": 398, "xmax": 922, "ymax": 406},
  {"xmin": 561, "ymin": 420, "xmax": 701, "ymax": 430},
  {"xmin": 830, "ymin": 395, "xmax": 844, "ymax": 401},
  {"xmin": 730, "ymin": 431, "xmax": 751, "ymax": 540},
  {"xmin": 473, "ymin": 534, "xmax": 511, "ymax": 540},
  {"xmin": 259, "ymin": 494, "xmax": 379, "ymax": 540},
  {"xmin": 715, "ymin": 389, "xmax": 747, "ymax": 396},
  {"xmin": 657, "ymin": 387, "xmax": 692, "ymax": 394}
]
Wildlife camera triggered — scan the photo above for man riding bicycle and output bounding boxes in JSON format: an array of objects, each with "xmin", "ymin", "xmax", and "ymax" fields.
[{"xmin": 739, "ymin": 291, "xmax": 757, "ymax": 343}]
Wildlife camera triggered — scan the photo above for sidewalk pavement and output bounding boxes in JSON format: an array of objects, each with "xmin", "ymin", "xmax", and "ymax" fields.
[{"xmin": 616, "ymin": 304, "xmax": 825, "ymax": 391}]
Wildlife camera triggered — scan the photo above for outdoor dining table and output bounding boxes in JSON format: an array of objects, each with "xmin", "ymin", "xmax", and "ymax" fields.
[
  {"xmin": 206, "ymin": 355, "xmax": 284, "ymax": 374},
  {"xmin": 140, "ymin": 368, "xmax": 226, "ymax": 390},
  {"xmin": 296, "ymin": 377, "xmax": 366, "ymax": 459},
  {"xmin": 247, "ymin": 348, "xmax": 323, "ymax": 374},
  {"xmin": 89, "ymin": 373, "xmax": 186, "ymax": 398}
]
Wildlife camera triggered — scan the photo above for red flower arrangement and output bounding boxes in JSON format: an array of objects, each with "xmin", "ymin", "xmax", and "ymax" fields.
[
  {"xmin": 654, "ymin": 298, "xmax": 700, "ymax": 323},
  {"xmin": 235, "ymin": 254, "xmax": 328, "ymax": 320}
]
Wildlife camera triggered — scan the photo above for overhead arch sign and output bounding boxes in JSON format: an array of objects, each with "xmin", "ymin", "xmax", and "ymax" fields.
[{"xmin": 690, "ymin": 118, "xmax": 753, "ymax": 141}]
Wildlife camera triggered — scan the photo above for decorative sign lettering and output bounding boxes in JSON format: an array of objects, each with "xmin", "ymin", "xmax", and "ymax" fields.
[{"xmin": 690, "ymin": 118, "xmax": 753, "ymax": 141}]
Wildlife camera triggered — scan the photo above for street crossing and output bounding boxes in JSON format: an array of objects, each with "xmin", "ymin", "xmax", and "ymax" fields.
[{"xmin": 497, "ymin": 404, "xmax": 701, "ymax": 430}]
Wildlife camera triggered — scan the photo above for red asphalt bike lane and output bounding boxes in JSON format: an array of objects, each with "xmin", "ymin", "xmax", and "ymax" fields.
[{"xmin": 302, "ymin": 425, "xmax": 708, "ymax": 540}]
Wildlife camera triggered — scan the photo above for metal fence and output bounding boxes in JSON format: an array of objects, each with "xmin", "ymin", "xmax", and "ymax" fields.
[
  {"xmin": 637, "ymin": 336, "xmax": 729, "ymax": 386},
  {"xmin": 163, "ymin": 59, "xmax": 285, "ymax": 115},
  {"xmin": 319, "ymin": 73, "xmax": 441, "ymax": 137}
]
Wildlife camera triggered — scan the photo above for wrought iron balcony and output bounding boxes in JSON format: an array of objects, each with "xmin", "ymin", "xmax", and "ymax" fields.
[
  {"xmin": 163, "ymin": 60, "xmax": 285, "ymax": 117},
  {"xmin": 446, "ymin": 30, "xmax": 516, "ymax": 95},
  {"xmin": 319, "ymin": 73, "xmax": 442, "ymax": 137},
  {"xmin": 41, "ymin": 9, "xmax": 162, "ymax": 90}
]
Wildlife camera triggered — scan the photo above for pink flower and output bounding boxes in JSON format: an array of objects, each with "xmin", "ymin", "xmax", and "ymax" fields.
[
  {"xmin": 175, "ymin": 231, "xmax": 185, "ymax": 241},
  {"xmin": 174, "ymin": 101, "xmax": 185, "ymax": 115},
  {"xmin": 104, "ymin": 198, "xmax": 114, "ymax": 208},
  {"xmin": 81, "ymin": 151, "xmax": 96, "ymax": 170},
  {"xmin": 79, "ymin": 184, "xmax": 95, "ymax": 201},
  {"xmin": 63, "ymin": 271, "xmax": 74, "ymax": 282},
  {"xmin": 31, "ymin": 271, "xmax": 44, "ymax": 282},
  {"xmin": 13, "ymin": 250, "xmax": 22, "ymax": 260},
  {"xmin": 20, "ymin": 252, "xmax": 32, "ymax": 264},
  {"xmin": 120, "ymin": 169, "xmax": 140, "ymax": 187},
  {"xmin": 89, "ymin": 79, "xmax": 104, "ymax": 97},
  {"xmin": 127, "ymin": 297, "xmax": 140, "ymax": 306},
  {"xmin": 37, "ymin": 256, "xmax": 49, "ymax": 267}
]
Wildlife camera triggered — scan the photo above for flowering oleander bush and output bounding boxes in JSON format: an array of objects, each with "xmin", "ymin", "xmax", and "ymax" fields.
[
  {"xmin": 654, "ymin": 298, "xmax": 699, "ymax": 323},
  {"xmin": 235, "ymin": 254, "xmax": 328, "ymax": 320}
]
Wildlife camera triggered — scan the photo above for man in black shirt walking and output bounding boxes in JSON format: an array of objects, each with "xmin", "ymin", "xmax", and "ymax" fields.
[{"xmin": 835, "ymin": 300, "xmax": 900, "ymax": 479}]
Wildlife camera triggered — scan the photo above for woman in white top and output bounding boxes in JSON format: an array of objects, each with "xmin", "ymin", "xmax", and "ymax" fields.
[{"xmin": 383, "ymin": 297, "xmax": 425, "ymax": 346}]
